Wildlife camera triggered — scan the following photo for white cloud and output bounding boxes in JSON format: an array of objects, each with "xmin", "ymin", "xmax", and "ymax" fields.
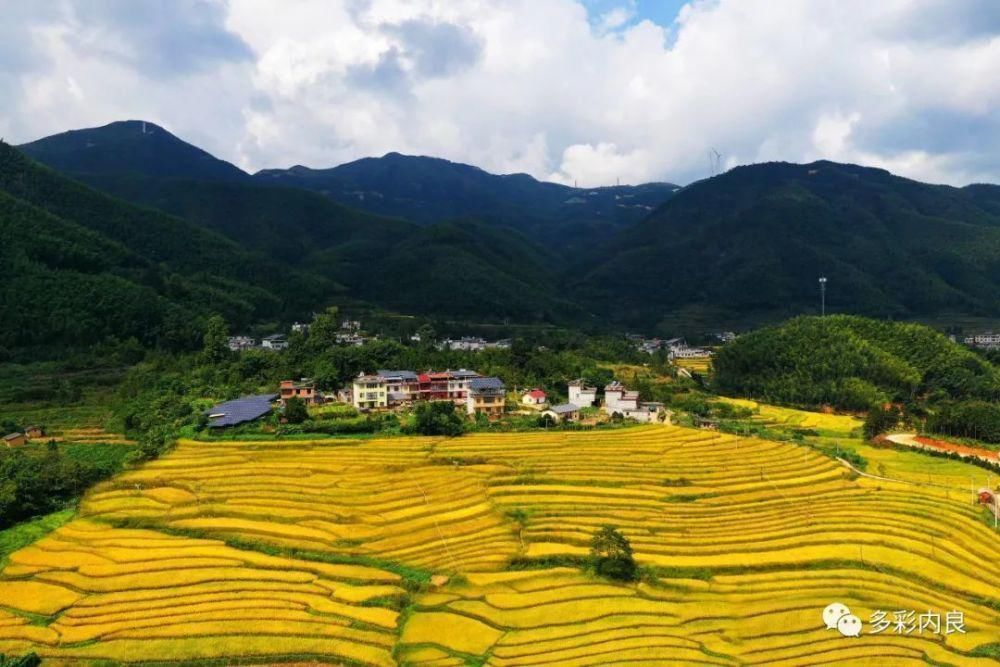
[{"xmin": 1, "ymin": 0, "xmax": 998, "ymax": 187}]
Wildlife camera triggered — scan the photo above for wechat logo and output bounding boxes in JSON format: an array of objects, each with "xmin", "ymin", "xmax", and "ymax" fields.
[{"xmin": 823, "ymin": 602, "xmax": 862, "ymax": 637}]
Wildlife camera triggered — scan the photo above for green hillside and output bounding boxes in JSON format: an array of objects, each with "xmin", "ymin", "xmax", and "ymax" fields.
[
  {"xmin": 713, "ymin": 315, "xmax": 1000, "ymax": 410},
  {"xmin": 574, "ymin": 161, "xmax": 1000, "ymax": 331},
  {"xmin": 0, "ymin": 142, "xmax": 328, "ymax": 355}
]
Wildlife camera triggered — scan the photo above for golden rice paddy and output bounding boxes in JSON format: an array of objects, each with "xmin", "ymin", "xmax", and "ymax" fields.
[{"xmin": 2, "ymin": 424, "xmax": 999, "ymax": 664}]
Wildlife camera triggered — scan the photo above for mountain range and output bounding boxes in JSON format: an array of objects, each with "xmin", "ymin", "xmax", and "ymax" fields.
[{"xmin": 7, "ymin": 119, "xmax": 1000, "ymax": 355}]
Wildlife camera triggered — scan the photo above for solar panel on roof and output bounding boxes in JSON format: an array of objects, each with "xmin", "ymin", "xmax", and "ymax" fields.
[{"xmin": 206, "ymin": 393, "xmax": 277, "ymax": 427}]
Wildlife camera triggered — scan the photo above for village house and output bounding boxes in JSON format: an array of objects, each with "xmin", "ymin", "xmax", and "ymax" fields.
[
  {"xmin": 227, "ymin": 336, "xmax": 256, "ymax": 352},
  {"xmin": 467, "ymin": 377, "xmax": 506, "ymax": 418},
  {"xmin": 446, "ymin": 369, "xmax": 480, "ymax": 403},
  {"xmin": 603, "ymin": 381, "xmax": 666, "ymax": 423},
  {"xmin": 379, "ymin": 370, "xmax": 420, "ymax": 406},
  {"xmin": 604, "ymin": 381, "xmax": 640, "ymax": 413},
  {"xmin": 964, "ymin": 332, "xmax": 1000, "ymax": 349},
  {"xmin": 543, "ymin": 403, "xmax": 580, "ymax": 422},
  {"xmin": 568, "ymin": 379, "xmax": 597, "ymax": 407},
  {"xmin": 335, "ymin": 331, "xmax": 370, "ymax": 346},
  {"xmin": 352, "ymin": 373, "xmax": 388, "ymax": 410},
  {"xmin": 341, "ymin": 319, "xmax": 362, "ymax": 332},
  {"xmin": 3, "ymin": 432, "xmax": 27, "ymax": 447},
  {"xmin": 522, "ymin": 388, "xmax": 547, "ymax": 406},
  {"xmin": 279, "ymin": 379, "xmax": 322, "ymax": 405},
  {"xmin": 261, "ymin": 334, "xmax": 288, "ymax": 351},
  {"xmin": 291, "ymin": 322, "xmax": 310, "ymax": 334},
  {"xmin": 440, "ymin": 337, "xmax": 512, "ymax": 351},
  {"xmin": 24, "ymin": 425, "xmax": 44, "ymax": 440}
]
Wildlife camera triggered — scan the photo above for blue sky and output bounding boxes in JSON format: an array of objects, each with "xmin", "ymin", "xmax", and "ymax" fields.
[
  {"xmin": 582, "ymin": 0, "xmax": 690, "ymax": 27},
  {"xmin": 1, "ymin": 0, "xmax": 997, "ymax": 187}
]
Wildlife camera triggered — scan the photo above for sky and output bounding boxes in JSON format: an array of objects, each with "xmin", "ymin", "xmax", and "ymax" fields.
[{"xmin": 0, "ymin": 0, "xmax": 998, "ymax": 187}]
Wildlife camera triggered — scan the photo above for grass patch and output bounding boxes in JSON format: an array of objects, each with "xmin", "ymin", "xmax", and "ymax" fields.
[{"xmin": 0, "ymin": 508, "xmax": 75, "ymax": 571}]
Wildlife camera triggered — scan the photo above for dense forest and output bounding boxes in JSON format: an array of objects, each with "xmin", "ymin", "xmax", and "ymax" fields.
[
  {"xmin": 17, "ymin": 121, "xmax": 1000, "ymax": 338},
  {"xmin": 713, "ymin": 315, "xmax": 1000, "ymax": 414}
]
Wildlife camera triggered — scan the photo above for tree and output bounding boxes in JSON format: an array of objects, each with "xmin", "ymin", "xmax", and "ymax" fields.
[
  {"xmin": 863, "ymin": 403, "xmax": 900, "ymax": 440},
  {"xmin": 306, "ymin": 306, "xmax": 340, "ymax": 352},
  {"xmin": 590, "ymin": 525, "xmax": 637, "ymax": 581},
  {"xmin": 413, "ymin": 401, "xmax": 465, "ymax": 436},
  {"xmin": 284, "ymin": 397, "xmax": 309, "ymax": 424},
  {"xmin": 201, "ymin": 315, "xmax": 230, "ymax": 365}
]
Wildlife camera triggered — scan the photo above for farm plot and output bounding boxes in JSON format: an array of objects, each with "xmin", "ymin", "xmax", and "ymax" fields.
[
  {"xmin": 5, "ymin": 423, "xmax": 1000, "ymax": 663},
  {"xmin": 81, "ymin": 437, "xmax": 520, "ymax": 573},
  {"xmin": 437, "ymin": 427, "xmax": 1000, "ymax": 622},
  {"xmin": 399, "ymin": 568, "xmax": 1000, "ymax": 666},
  {"xmin": 720, "ymin": 397, "xmax": 863, "ymax": 434},
  {"xmin": 0, "ymin": 520, "xmax": 403, "ymax": 665}
]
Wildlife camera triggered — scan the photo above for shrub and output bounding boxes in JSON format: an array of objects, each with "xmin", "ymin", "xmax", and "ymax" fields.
[{"xmin": 412, "ymin": 401, "xmax": 465, "ymax": 437}]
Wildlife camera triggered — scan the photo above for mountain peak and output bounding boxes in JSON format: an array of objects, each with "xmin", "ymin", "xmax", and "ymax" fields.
[{"xmin": 19, "ymin": 120, "xmax": 248, "ymax": 182}]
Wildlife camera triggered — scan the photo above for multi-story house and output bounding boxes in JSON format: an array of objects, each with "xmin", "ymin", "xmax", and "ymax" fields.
[
  {"xmin": 279, "ymin": 379, "xmax": 321, "ymax": 405},
  {"xmin": 227, "ymin": 336, "xmax": 257, "ymax": 352},
  {"xmin": 447, "ymin": 369, "xmax": 480, "ymax": 403},
  {"xmin": 379, "ymin": 370, "xmax": 420, "ymax": 406},
  {"xmin": 352, "ymin": 373, "xmax": 387, "ymax": 410},
  {"xmin": 604, "ymin": 381, "xmax": 640, "ymax": 413},
  {"xmin": 418, "ymin": 371, "xmax": 452, "ymax": 401},
  {"xmin": 568, "ymin": 380, "xmax": 597, "ymax": 407},
  {"xmin": 467, "ymin": 377, "xmax": 506, "ymax": 418},
  {"xmin": 261, "ymin": 334, "xmax": 289, "ymax": 351}
]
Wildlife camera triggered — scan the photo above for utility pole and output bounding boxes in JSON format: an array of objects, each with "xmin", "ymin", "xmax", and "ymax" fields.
[{"xmin": 818, "ymin": 277, "xmax": 828, "ymax": 316}]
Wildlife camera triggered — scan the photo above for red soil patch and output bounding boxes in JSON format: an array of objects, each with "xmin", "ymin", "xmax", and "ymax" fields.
[{"xmin": 913, "ymin": 435, "xmax": 999, "ymax": 462}]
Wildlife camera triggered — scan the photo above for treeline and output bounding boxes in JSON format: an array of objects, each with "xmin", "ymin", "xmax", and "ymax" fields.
[
  {"xmin": 0, "ymin": 443, "xmax": 133, "ymax": 528},
  {"xmin": 713, "ymin": 315, "xmax": 1000, "ymax": 411}
]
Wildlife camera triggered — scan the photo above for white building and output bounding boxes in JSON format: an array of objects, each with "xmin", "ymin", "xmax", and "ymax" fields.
[
  {"xmin": 261, "ymin": 334, "xmax": 288, "ymax": 351},
  {"xmin": 447, "ymin": 369, "xmax": 481, "ymax": 403},
  {"xmin": 291, "ymin": 322, "xmax": 310, "ymax": 334},
  {"xmin": 568, "ymin": 380, "xmax": 597, "ymax": 407},
  {"xmin": 604, "ymin": 381, "xmax": 640, "ymax": 414},
  {"xmin": 227, "ymin": 336, "xmax": 256, "ymax": 352},
  {"xmin": 522, "ymin": 388, "xmax": 547, "ymax": 406}
]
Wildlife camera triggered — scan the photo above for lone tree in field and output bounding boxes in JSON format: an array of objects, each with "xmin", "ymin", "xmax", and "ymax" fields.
[
  {"xmin": 284, "ymin": 396, "xmax": 309, "ymax": 424},
  {"xmin": 590, "ymin": 525, "xmax": 637, "ymax": 581}
]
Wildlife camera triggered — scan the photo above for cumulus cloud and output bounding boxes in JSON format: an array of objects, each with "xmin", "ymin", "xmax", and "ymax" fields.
[{"xmin": 0, "ymin": 0, "xmax": 998, "ymax": 187}]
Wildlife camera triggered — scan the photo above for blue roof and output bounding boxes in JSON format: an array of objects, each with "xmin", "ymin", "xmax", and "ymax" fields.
[
  {"xmin": 469, "ymin": 376, "xmax": 505, "ymax": 392},
  {"xmin": 378, "ymin": 369, "xmax": 418, "ymax": 381},
  {"xmin": 206, "ymin": 393, "xmax": 277, "ymax": 427},
  {"xmin": 549, "ymin": 403, "xmax": 579, "ymax": 414}
]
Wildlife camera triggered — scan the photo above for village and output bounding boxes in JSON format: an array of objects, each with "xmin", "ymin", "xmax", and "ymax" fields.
[{"xmin": 200, "ymin": 371, "xmax": 671, "ymax": 430}]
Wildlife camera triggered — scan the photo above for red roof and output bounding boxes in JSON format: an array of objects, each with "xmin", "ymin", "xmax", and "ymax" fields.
[
  {"xmin": 418, "ymin": 374, "xmax": 431, "ymax": 383},
  {"xmin": 527, "ymin": 389, "xmax": 546, "ymax": 399}
]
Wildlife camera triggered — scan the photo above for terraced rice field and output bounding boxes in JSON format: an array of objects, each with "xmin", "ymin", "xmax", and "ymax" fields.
[
  {"xmin": 3, "ymin": 425, "xmax": 1000, "ymax": 664},
  {"xmin": 721, "ymin": 397, "xmax": 863, "ymax": 434},
  {"xmin": 675, "ymin": 355, "xmax": 712, "ymax": 374},
  {"xmin": 0, "ymin": 520, "xmax": 403, "ymax": 665}
]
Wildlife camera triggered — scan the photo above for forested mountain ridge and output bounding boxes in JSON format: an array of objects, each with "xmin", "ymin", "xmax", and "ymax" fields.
[
  {"xmin": 254, "ymin": 152, "xmax": 678, "ymax": 246},
  {"xmin": 19, "ymin": 120, "xmax": 249, "ymax": 183},
  {"xmin": 15, "ymin": 122, "xmax": 1000, "ymax": 338},
  {"xmin": 0, "ymin": 141, "xmax": 329, "ymax": 354},
  {"xmin": 20, "ymin": 121, "xmax": 678, "ymax": 250},
  {"xmin": 573, "ymin": 160, "xmax": 1000, "ymax": 331}
]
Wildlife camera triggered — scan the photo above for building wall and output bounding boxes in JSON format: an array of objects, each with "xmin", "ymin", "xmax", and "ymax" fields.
[
  {"xmin": 352, "ymin": 380, "xmax": 387, "ymax": 409},
  {"xmin": 569, "ymin": 386, "xmax": 596, "ymax": 406}
]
